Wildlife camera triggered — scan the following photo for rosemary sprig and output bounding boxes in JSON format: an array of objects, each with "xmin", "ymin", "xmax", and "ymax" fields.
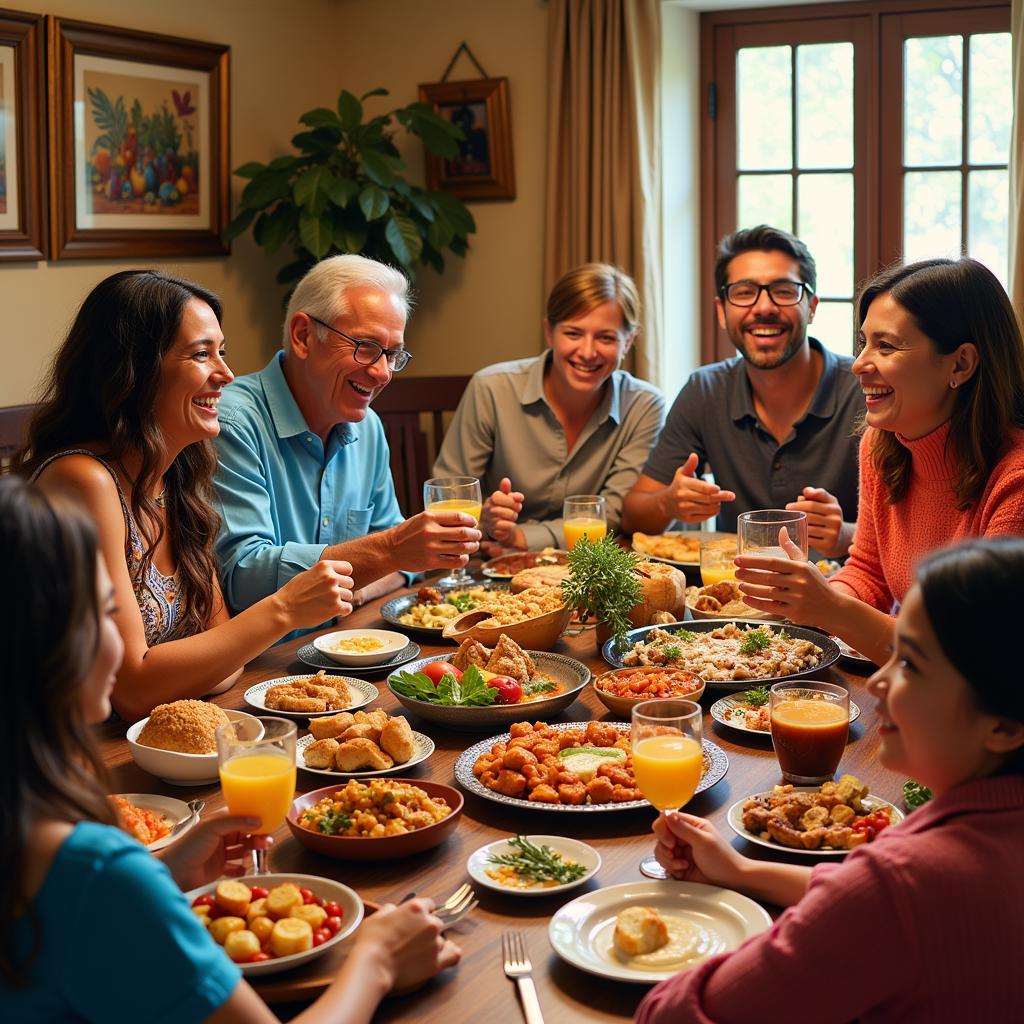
[
  {"xmin": 487, "ymin": 836, "xmax": 587, "ymax": 884},
  {"xmin": 560, "ymin": 536, "xmax": 643, "ymax": 651}
]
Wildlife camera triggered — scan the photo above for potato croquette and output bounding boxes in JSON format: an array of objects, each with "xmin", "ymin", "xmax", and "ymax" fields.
[{"xmin": 137, "ymin": 700, "xmax": 232, "ymax": 754}]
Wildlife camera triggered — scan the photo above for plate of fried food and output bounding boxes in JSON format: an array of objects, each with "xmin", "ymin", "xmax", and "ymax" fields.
[
  {"xmin": 243, "ymin": 672, "xmax": 378, "ymax": 719},
  {"xmin": 710, "ymin": 687, "xmax": 861, "ymax": 735},
  {"xmin": 727, "ymin": 775, "xmax": 904, "ymax": 856},
  {"xmin": 112, "ymin": 793, "xmax": 196, "ymax": 852},
  {"xmin": 685, "ymin": 579, "xmax": 774, "ymax": 621},
  {"xmin": 380, "ymin": 584, "xmax": 504, "ymax": 635},
  {"xmin": 481, "ymin": 547, "xmax": 569, "ymax": 580},
  {"xmin": 296, "ymin": 708, "xmax": 434, "ymax": 777},
  {"xmin": 631, "ymin": 530, "xmax": 737, "ymax": 570},
  {"xmin": 455, "ymin": 721, "xmax": 728, "ymax": 812},
  {"xmin": 605, "ymin": 620, "xmax": 840, "ymax": 689},
  {"xmin": 549, "ymin": 879, "xmax": 771, "ymax": 983}
]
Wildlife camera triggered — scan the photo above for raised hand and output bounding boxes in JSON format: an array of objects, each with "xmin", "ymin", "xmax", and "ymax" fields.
[
  {"xmin": 481, "ymin": 477, "xmax": 526, "ymax": 551},
  {"xmin": 785, "ymin": 486, "xmax": 849, "ymax": 557},
  {"xmin": 276, "ymin": 559, "xmax": 354, "ymax": 626},
  {"xmin": 664, "ymin": 453, "xmax": 736, "ymax": 523}
]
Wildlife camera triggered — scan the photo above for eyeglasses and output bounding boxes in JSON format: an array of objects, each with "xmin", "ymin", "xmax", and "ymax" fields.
[
  {"xmin": 307, "ymin": 315, "xmax": 412, "ymax": 372},
  {"xmin": 720, "ymin": 280, "xmax": 812, "ymax": 307}
]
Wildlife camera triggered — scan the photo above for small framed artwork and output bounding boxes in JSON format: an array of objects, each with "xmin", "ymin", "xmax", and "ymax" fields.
[
  {"xmin": 418, "ymin": 77, "xmax": 515, "ymax": 201},
  {"xmin": 0, "ymin": 9, "xmax": 47, "ymax": 261},
  {"xmin": 48, "ymin": 16, "xmax": 229, "ymax": 259}
]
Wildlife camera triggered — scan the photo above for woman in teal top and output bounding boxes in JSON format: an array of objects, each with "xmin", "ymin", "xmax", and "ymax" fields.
[{"xmin": 0, "ymin": 476, "xmax": 460, "ymax": 1022}]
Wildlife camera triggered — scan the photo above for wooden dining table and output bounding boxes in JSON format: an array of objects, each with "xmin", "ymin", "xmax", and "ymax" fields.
[{"xmin": 98, "ymin": 587, "xmax": 893, "ymax": 1024}]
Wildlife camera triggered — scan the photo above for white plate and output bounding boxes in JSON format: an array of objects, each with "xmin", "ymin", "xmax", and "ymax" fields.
[
  {"xmin": 312, "ymin": 628, "xmax": 410, "ymax": 666},
  {"xmin": 243, "ymin": 674, "xmax": 378, "ymax": 719},
  {"xmin": 549, "ymin": 879, "xmax": 771, "ymax": 983},
  {"xmin": 727, "ymin": 787, "xmax": 905, "ymax": 857},
  {"xmin": 183, "ymin": 873, "xmax": 362, "ymax": 976},
  {"xmin": 112, "ymin": 793, "xmax": 195, "ymax": 852},
  {"xmin": 710, "ymin": 695, "xmax": 862, "ymax": 735},
  {"xmin": 834, "ymin": 636, "xmax": 876, "ymax": 666},
  {"xmin": 467, "ymin": 835, "xmax": 600, "ymax": 896},
  {"xmin": 295, "ymin": 726, "xmax": 434, "ymax": 778}
]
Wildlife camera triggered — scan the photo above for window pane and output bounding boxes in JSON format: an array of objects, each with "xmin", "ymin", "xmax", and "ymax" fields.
[
  {"xmin": 797, "ymin": 173, "xmax": 854, "ymax": 298},
  {"xmin": 969, "ymin": 33, "xmax": 1011, "ymax": 164},
  {"xmin": 903, "ymin": 170, "xmax": 962, "ymax": 262},
  {"xmin": 904, "ymin": 36, "xmax": 963, "ymax": 167},
  {"xmin": 797, "ymin": 43, "xmax": 854, "ymax": 169},
  {"xmin": 811, "ymin": 301, "xmax": 854, "ymax": 356},
  {"xmin": 968, "ymin": 169, "xmax": 1009, "ymax": 288},
  {"xmin": 738, "ymin": 174, "xmax": 792, "ymax": 233},
  {"xmin": 738, "ymin": 46, "xmax": 792, "ymax": 170}
]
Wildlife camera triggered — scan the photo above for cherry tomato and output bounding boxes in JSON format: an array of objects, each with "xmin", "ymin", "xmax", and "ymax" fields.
[
  {"xmin": 206, "ymin": 904, "xmax": 227, "ymax": 920},
  {"xmin": 325, "ymin": 915, "xmax": 343, "ymax": 935},
  {"xmin": 300, "ymin": 887, "xmax": 323, "ymax": 906},
  {"xmin": 487, "ymin": 676, "xmax": 523, "ymax": 705},
  {"xmin": 250, "ymin": 886, "xmax": 269, "ymax": 900},
  {"xmin": 247, "ymin": 952, "xmax": 271, "ymax": 963},
  {"xmin": 312, "ymin": 927, "xmax": 332, "ymax": 947},
  {"xmin": 323, "ymin": 901, "xmax": 343, "ymax": 919},
  {"xmin": 192, "ymin": 893, "xmax": 216, "ymax": 909},
  {"xmin": 423, "ymin": 661, "xmax": 462, "ymax": 686}
]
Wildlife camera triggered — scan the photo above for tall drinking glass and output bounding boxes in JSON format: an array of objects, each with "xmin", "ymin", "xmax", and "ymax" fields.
[
  {"xmin": 769, "ymin": 681, "xmax": 849, "ymax": 784},
  {"xmin": 631, "ymin": 699, "xmax": 704, "ymax": 879},
  {"xmin": 737, "ymin": 509, "xmax": 809, "ymax": 559},
  {"xmin": 700, "ymin": 537, "xmax": 738, "ymax": 587},
  {"xmin": 217, "ymin": 717, "xmax": 297, "ymax": 874},
  {"xmin": 424, "ymin": 476, "xmax": 483, "ymax": 588},
  {"xmin": 563, "ymin": 494, "xmax": 608, "ymax": 550}
]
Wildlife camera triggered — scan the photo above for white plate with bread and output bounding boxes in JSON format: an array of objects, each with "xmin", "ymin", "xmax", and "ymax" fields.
[
  {"xmin": 295, "ymin": 708, "xmax": 434, "ymax": 777},
  {"xmin": 549, "ymin": 879, "xmax": 771, "ymax": 983}
]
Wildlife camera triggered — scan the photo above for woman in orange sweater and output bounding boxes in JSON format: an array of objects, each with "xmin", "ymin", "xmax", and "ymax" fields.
[{"xmin": 734, "ymin": 257, "xmax": 1024, "ymax": 663}]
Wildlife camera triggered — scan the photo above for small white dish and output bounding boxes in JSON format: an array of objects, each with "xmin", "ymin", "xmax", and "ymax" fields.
[
  {"xmin": 467, "ymin": 835, "xmax": 600, "ymax": 896},
  {"xmin": 710, "ymin": 694, "xmax": 861, "ymax": 735},
  {"xmin": 112, "ymin": 793, "xmax": 195, "ymax": 852},
  {"xmin": 295, "ymin": 727, "xmax": 434, "ymax": 778},
  {"xmin": 127, "ymin": 709, "xmax": 263, "ymax": 786},
  {"xmin": 182, "ymin": 873, "xmax": 362, "ymax": 976},
  {"xmin": 243, "ymin": 675, "xmax": 378, "ymax": 720},
  {"xmin": 549, "ymin": 879, "xmax": 771, "ymax": 983},
  {"xmin": 313, "ymin": 629, "xmax": 410, "ymax": 666}
]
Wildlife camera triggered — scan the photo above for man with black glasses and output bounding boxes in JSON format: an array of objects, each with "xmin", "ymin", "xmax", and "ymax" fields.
[
  {"xmin": 212, "ymin": 254, "xmax": 480, "ymax": 634},
  {"xmin": 622, "ymin": 225, "xmax": 862, "ymax": 557}
]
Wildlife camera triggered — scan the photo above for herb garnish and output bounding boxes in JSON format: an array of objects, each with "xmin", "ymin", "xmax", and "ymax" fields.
[
  {"xmin": 739, "ymin": 628, "xmax": 772, "ymax": 655},
  {"xmin": 447, "ymin": 591, "xmax": 482, "ymax": 613},
  {"xmin": 661, "ymin": 644, "xmax": 682, "ymax": 662},
  {"xmin": 560, "ymin": 536, "xmax": 643, "ymax": 651},
  {"xmin": 390, "ymin": 664, "xmax": 497, "ymax": 707},
  {"xmin": 315, "ymin": 808, "xmax": 351, "ymax": 835},
  {"xmin": 487, "ymin": 835, "xmax": 587, "ymax": 885},
  {"xmin": 743, "ymin": 685, "xmax": 771, "ymax": 707},
  {"xmin": 903, "ymin": 779, "xmax": 933, "ymax": 809},
  {"xmin": 522, "ymin": 678, "xmax": 557, "ymax": 696}
]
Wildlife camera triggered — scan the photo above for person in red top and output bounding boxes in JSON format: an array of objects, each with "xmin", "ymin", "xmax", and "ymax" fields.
[
  {"xmin": 733, "ymin": 257, "xmax": 1024, "ymax": 664},
  {"xmin": 637, "ymin": 537, "xmax": 1024, "ymax": 1024}
]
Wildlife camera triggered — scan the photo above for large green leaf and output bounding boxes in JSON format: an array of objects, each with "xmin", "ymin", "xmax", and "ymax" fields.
[
  {"xmin": 408, "ymin": 193, "xmax": 436, "ymax": 222},
  {"xmin": 332, "ymin": 211, "xmax": 368, "ymax": 253},
  {"xmin": 325, "ymin": 175, "xmax": 359, "ymax": 208},
  {"xmin": 337, "ymin": 90, "xmax": 363, "ymax": 131},
  {"xmin": 261, "ymin": 204, "xmax": 296, "ymax": 254},
  {"xmin": 422, "ymin": 244, "xmax": 444, "ymax": 273},
  {"xmin": 241, "ymin": 172, "xmax": 292, "ymax": 210},
  {"xmin": 432, "ymin": 191, "xmax": 476, "ymax": 236},
  {"xmin": 222, "ymin": 206, "xmax": 257, "ymax": 242},
  {"xmin": 267, "ymin": 155, "xmax": 301, "ymax": 172},
  {"xmin": 233, "ymin": 161, "xmax": 266, "ymax": 179},
  {"xmin": 299, "ymin": 211, "xmax": 332, "ymax": 259},
  {"xmin": 294, "ymin": 165, "xmax": 329, "ymax": 209},
  {"xmin": 360, "ymin": 87, "xmax": 389, "ymax": 101},
  {"xmin": 358, "ymin": 184, "xmax": 390, "ymax": 221},
  {"xmin": 412, "ymin": 119, "xmax": 460, "ymax": 159},
  {"xmin": 292, "ymin": 127, "xmax": 341, "ymax": 154},
  {"xmin": 426, "ymin": 210, "xmax": 454, "ymax": 250},
  {"xmin": 385, "ymin": 211, "xmax": 423, "ymax": 267},
  {"xmin": 360, "ymin": 149, "xmax": 395, "ymax": 187},
  {"xmin": 301, "ymin": 107, "xmax": 341, "ymax": 130}
]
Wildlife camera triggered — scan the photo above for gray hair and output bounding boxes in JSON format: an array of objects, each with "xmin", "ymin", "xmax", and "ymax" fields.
[{"xmin": 283, "ymin": 254, "xmax": 412, "ymax": 346}]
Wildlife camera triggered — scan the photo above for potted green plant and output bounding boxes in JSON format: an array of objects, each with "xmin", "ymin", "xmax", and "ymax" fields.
[{"xmin": 223, "ymin": 88, "xmax": 476, "ymax": 291}]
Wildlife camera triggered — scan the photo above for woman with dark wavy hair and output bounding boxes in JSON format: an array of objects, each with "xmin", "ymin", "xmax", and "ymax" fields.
[
  {"xmin": 731, "ymin": 257, "xmax": 1024, "ymax": 663},
  {"xmin": 0, "ymin": 476, "xmax": 459, "ymax": 1021},
  {"xmin": 16, "ymin": 270, "xmax": 355, "ymax": 721}
]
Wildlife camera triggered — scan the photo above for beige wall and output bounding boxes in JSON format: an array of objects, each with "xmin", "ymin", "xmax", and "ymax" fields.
[{"xmin": 0, "ymin": 0, "xmax": 549, "ymax": 405}]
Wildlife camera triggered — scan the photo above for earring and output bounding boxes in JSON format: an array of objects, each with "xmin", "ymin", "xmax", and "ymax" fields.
[{"xmin": 950, "ymin": 380, "xmax": 958, "ymax": 389}]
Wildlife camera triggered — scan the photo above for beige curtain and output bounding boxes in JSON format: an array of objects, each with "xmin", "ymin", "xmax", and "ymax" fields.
[
  {"xmin": 544, "ymin": 0, "xmax": 663, "ymax": 384},
  {"xmin": 1011, "ymin": 0, "xmax": 1024, "ymax": 319}
]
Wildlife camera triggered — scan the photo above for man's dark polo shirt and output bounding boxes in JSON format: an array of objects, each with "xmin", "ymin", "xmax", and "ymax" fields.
[{"xmin": 643, "ymin": 338, "xmax": 863, "ymax": 535}]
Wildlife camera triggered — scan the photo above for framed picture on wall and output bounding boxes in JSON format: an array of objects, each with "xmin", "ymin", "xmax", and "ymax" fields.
[
  {"xmin": 0, "ymin": 9, "xmax": 47, "ymax": 260},
  {"xmin": 48, "ymin": 17, "xmax": 229, "ymax": 259},
  {"xmin": 418, "ymin": 77, "xmax": 515, "ymax": 201}
]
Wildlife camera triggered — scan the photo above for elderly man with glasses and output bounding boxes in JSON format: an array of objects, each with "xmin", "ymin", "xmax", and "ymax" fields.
[
  {"xmin": 212, "ymin": 254, "xmax": 480, "ymax": 635},
  {"xmin": 622, "ymin": 225, "xmax": 863, "ymax": 559}
]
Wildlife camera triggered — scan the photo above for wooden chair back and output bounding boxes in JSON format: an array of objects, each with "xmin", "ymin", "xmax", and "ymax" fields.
[
  {"xmin": 0, "ymin": 404, "xmax": 36, "ymax": 470},
  {"xmin": 373, "ymin": 376, "xmax": 470, "ymax": 517}
]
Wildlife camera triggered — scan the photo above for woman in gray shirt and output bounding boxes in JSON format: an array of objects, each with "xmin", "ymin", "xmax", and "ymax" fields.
[{"xmin": 433, "ymin": 264, "xmax": 665, "ymax": 551}]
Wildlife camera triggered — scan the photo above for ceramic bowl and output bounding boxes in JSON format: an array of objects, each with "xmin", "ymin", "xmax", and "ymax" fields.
[
  {"xmin": 592, "ymin": 666, "xmax": 707, "ymax": 718},
  {"xmin": 312, "ymin": 628, "xmax": 410, "ymax": 666},
  {"xmin": 287, "ymin": 779, "xmax": 463, "ymax": 860},
  {"xmin": 127, "ymin": 709, "xmax": 263, "ymax": 786}
]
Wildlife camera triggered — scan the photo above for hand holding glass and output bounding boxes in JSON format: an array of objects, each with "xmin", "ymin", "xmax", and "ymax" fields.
[
  {"xmin": 738, "ymin": 509, "xmax": 809, "ymax": 559},
  {"xmin": 424, "ymin": 475, "xmax": 482, "ymax": 588},
  {"xmin": 563, "ymin": 494, "xmax": 607, "ymax": 550},
  {"xmin": 632, "ymin": 699, "xmax": 703, "ymax": 879},
  {"xmin": 217, "ymin": 717, "xmax": 296, "ymax": 874}
]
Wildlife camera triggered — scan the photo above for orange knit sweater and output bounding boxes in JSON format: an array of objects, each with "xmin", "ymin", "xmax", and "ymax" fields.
[{"xmin": 831, "ymin": 421, "xmax": 1024, "ymax": 611}]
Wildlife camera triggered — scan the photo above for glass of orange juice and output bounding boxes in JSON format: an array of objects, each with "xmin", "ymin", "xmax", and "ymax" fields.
[
  {"xmin": 699, "ymin": 537, "xmax": 738, "ymax": 587},
  {"xmin": 631, "ymin": 698, "xmax": 704, "ymax": 879},
  {"xmin": 769, "ymin": 681, "xmax": 849, "ymax": 784},
  {"xmin": 424, "ymin": 476, "xmax": 483, "ymax": 588},
  {"xmin": 217, "ymin": 717, "xmax": 297, "ymax": 874},
  {"xmin": 563, "ymin": 494, "xmax": 608, "ymax": 550}
]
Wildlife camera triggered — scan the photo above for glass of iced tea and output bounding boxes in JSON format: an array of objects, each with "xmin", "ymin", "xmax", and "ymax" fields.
[{"xmin": 769, "ymin": 681, "xmax": 849, "ymax": 784}]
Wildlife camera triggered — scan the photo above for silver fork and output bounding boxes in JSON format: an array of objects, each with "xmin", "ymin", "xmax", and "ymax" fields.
[
  {"xmin": 502, "ymin": 931, "xmax": 545, "ymax": 1024},
  {"xmin": 436, "ymin": 883, "xmax": 477, "ymax": 930}
]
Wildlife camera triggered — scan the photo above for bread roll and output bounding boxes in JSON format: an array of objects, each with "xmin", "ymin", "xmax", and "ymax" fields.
[{"xmin": 613, "ymin": 906, "xmax": 669, "ymax": 956}]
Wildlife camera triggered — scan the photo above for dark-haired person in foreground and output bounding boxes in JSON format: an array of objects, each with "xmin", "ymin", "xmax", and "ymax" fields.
[
  {"xmin": 0, "ymin": 476, "xmax": 460, "ymax": 1022},
  {"xmin": 637, "ymin": 537, "xmax": 1024, "ymax": 1023},
  {"xmin": 15, "ymin": 271, "xmax": 355, "ymax": 721},
  {"xmin": 734, "ymin": 257, "xmax": 1024, "ymax": 664},
  {"xmin": 622, "ymin": 225, "xmax": 862, "ymax": 559}
]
